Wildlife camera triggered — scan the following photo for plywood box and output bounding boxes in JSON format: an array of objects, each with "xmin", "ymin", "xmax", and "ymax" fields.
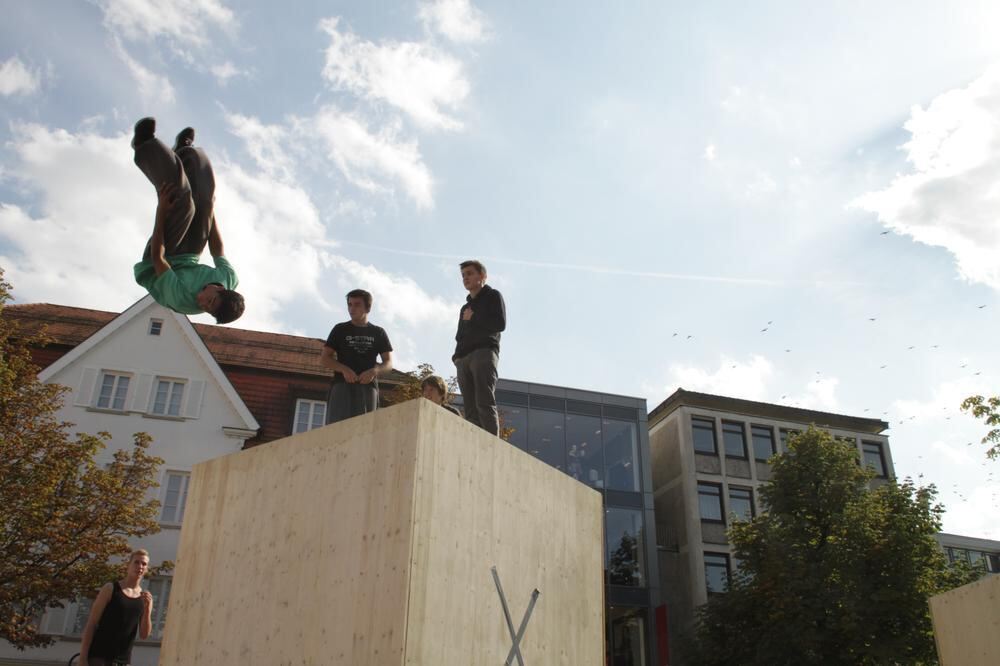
[
  {"xmin": 159, "ymin": 398, "xmax": 605, "ymax": 665},
  {"xmin": 929, "ymin": 574, "xmax": 1000, "ymax": 666}
]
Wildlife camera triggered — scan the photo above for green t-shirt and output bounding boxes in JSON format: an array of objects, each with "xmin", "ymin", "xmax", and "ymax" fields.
[{"xmin": 133, "ymin": 254, "xmax": 238, "ymax": 314}]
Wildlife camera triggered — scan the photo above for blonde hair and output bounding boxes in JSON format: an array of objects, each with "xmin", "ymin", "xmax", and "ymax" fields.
[{"xmin": 130, "ymin": 548, "xmax": 150, "ymax": 562}]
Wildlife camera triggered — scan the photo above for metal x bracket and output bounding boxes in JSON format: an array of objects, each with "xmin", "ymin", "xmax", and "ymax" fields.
[{"xmin": 491, "ymin": 566, "xmax": 540, "ymax": 666}]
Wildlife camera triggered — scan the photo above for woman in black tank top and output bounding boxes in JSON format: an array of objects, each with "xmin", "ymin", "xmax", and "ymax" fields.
[{"xmin": 79, "ymin": 550, "xmax": 154, "ymax": 666}]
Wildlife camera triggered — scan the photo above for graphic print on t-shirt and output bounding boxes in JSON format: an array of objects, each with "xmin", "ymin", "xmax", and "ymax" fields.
[
  {"xmin": 326, "ymin": 322, "xmax": 393, "ymax": 382},
  {"xmin": 344, "ymin": 333, "xmax": 375, "ymax": 355}
]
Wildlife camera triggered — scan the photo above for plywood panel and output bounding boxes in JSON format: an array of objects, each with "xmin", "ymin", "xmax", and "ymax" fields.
[
  {"xmin": 405, "ymin": 402, "xmax": 605, "ymax": 665},
  {"xmin": 160, "ymin": 403, "xmax": 420, "ymax": 666},
  {"xmin": 929, "ymin": 574, "xmax": 1000, "ymax": 666}
]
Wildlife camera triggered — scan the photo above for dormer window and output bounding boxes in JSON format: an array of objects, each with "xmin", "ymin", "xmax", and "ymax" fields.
[{"xmin": 149, "ymin": 319, "xmax": 163, "ymax": 336}]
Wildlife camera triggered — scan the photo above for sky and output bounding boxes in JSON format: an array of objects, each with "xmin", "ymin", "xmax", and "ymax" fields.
[{"xmin": 1, "ymin": 0, "xmax": 998, "ymax": 538}]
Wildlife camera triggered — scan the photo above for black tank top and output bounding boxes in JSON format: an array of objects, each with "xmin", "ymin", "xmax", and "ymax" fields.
[{"xmin": 88, "ymin": 581, "xmax": 143, "ymax": 661}]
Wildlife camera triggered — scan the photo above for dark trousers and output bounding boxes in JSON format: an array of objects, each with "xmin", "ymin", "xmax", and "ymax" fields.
[
  {"xmin": 134, "ymin": 137, "xmax": 216, "ymax": 260},
  {"xmin": 326, "ymin": 381, "xmax": 378, "ymax": 424},
  {"xmin": 454, "ymin": 347, "xmax": 499, "ymax": 436}
]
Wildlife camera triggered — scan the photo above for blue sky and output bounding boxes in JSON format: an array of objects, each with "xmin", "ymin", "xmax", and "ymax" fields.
[{"xmin": 1, "ymin": 0, "xmax": 998, "ymax": 537}]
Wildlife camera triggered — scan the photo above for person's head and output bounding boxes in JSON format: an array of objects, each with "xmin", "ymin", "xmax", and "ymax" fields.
[
  {"xmin": 127, "ymin": 549, "xmax": 150, "ymax": 580},
  {"xmin": 460, "ymin": 260, "xmax": 486, "ymax": 293},
  {"xmin": 421, "ymin": 375, "xmax": 449, "ymax": 405},
  {"xmin": 196, "ymin": 284, "xmax": 245, "ymax": 324},
  {"xmin": 346, "ymin": 289, "xmax": 372, "ymax": 323}
]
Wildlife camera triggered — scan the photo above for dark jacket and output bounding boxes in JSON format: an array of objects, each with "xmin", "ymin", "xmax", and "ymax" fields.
[{"xmin": 453, "ymin": 284, "xmax": 506, "ymax": 359}]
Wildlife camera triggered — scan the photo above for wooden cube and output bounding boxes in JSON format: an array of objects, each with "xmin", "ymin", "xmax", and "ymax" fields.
[{"xmin": 159, "ymin": 398, "xmax": 605, "ymax": 665}]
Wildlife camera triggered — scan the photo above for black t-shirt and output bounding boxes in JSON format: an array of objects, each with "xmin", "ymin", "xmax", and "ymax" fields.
[
  {"xmin": 325, "ymin": 321, "xmax": 393, "ymax": 384},
  {"xmin": 88, "ymin": 581, "xmax": 143, "ymax": 661}
]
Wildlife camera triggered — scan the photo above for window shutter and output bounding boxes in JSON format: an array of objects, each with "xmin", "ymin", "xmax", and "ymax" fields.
[
  {"xmin": 130, "ymin": 374, "xmax": 154, "ymax": 412},
  {"xmin": 40, "ymin": 604, "xmax": 68, "ymax": 636},
  {"xmin": 73, "ymin": 368, "xmax": 98, "ymax": 407},
  {"xmin": 182, "ymin": 380, "xmax": 206, "ymax": 419}
]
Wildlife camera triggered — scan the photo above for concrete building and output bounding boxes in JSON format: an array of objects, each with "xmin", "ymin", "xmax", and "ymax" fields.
[
  {"xmin": 646, "ymin": 389, "xmax": 893, "ymax": 665},
  {"xmin": 935, "ymin": 533, "xmax": 1000, "ymax": 575}
]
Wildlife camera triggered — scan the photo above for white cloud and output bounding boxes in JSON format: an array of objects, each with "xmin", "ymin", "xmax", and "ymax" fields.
[
  {"xmin": 113, "ymin": 40, "xmax": 176, "ymax": 106},
  {"xmin": 0, "ymin": 56, "xmax": 41, "ymax": 96},
  {"xmin": 225, "ymin": 113, "xmax": 296, "ymax": 182},
  {"xmin": 320, "ymin": 17, "xmax": 469, "ymax": 131},
  {"xmin": 313, "ymin": 106, "xmax": 434, "ymax": 208},
  {"xmin": 418, "ymin": 0, "xmax": 489, "ymax": 43},
  {"xmin": 211, "ymin": 61, "xmax": 248, "ymax": 85},
  {"xmin": 97, "ymin": 0, "xmax": 236, "ymax": 51},
  {"xmin": 664, "ymin": 355, "xmax": 775, "ymax": 401},
  {"xmin": 745, "ymin": 170, "xmax": 778, "ymax": 200},
  {"xmin": 853, "ymin": 65, "xmax": 1000, "ymax": 290},
  {"xmin": 787, "ymin": 377, "xmax": 840, "ymax": 412},
  {"xmin": 704, "ymin": 143, "xmax": 717, "ymax": 161}
]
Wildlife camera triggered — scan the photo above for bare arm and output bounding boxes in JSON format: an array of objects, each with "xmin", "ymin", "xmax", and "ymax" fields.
[
  {"xmin": 320, "ymin": 346, "xmax": 358, "ymax": 383},
  {"xmin": 138, "ymin": 590, "xmax": 153, "ymax": 640},
  {"xmin": 151, "ymin": 184, "xmax": 177, "ymax": 277},
  {"xmin": 359, "ymin": 350, "xmax": 393, "ymax": 384},
  {"xmin": 78, "ymin": 583, "xmax": 113, "ymax": 666},
  {"xmin": 208, "ymin": 213, "xmax": 224, "ymax": 258}
]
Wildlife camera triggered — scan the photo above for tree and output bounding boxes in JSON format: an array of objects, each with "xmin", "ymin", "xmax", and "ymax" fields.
[
  {"xmin": 686, "ymin": 427, "xmax": 981, "ymax": 666},
  {"xmin": 960, "ymin": 394, "xmax": 1000, "ymax": 459},
  {"xmin": 0, "ymin": 270, "xmax": 167, "ymax": 649},
  {"xmin": 383, "ymin": 362, "xmax": 515, "ymax": 441}
]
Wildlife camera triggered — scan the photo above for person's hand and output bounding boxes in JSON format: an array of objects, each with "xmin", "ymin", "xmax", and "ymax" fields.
[
  {"xmin": 157, "ymin": 182, "xmax": 180, "ymax": 211},
  {"xmin": 359, "ymin": 369, "xmax": 376, "ymax": 384},
  {"xmin": 462, "ymin": 306, "xmax": 473, "ymax": 321},
  {"xmin": 341, "ymin": 368, "xmax": 359, "ymax": 383},
  {"xmin": 141, "ymin": 590, "xmax": 153, "ymax": 611}
]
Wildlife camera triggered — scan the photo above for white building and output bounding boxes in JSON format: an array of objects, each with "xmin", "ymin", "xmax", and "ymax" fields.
[{"xmin": 0, "ymin": 297, "xmax": 258, "ymax": 666}]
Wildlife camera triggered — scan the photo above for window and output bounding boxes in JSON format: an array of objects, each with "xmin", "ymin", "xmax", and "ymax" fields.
[
  {"xmin": 722, "ymin": 421, "xmax": 747, "ymax": 459},
  {"xmin": 778, "ymin": 428, "xmax": 800, "ymax": 452},
  {"xmin": 160, "ymin": 472, "xmax": 190, "ymax": 523},
  {"xmin": 499, "ymin": 405, "xmax": 527, "ymax": 450},
  {"xmin": 566, "ymin": 413, "xmax": 604, "ymax": 488},
  {"xmin": 728, "ymin": 486, "xmax": 754, "ymax": 522},
  {"xmin": 698, "ymin": 482, "xmax": 724, "ymax": 522},
  {"xmin": 751, "ymin": 425, "xmax": 775, "ymax": 461},
  {"xmin": 293, "ymin": 399, "xmax": 326, "ymax": 433},
  {"xmin": 986, "ymin": 553, "xmax": 1000, "ymax": 573},
  {"xmin": 692, "ymin": 416, "xmax": 717, "ymax": 454},
  {"xmin": 608, "ymin": 606, "xmax": 647, "ymax": 666},
  {"xmin": 148, "ymin": 318, "xmax": 163, "ymax": 336},
  {"xmin": 527, "ymin": 408, "xmax": 566, "ymax": 471},
  {"xmin": 604, "ymin": 419, "xmax": 640, "ymax": 492},
  {"xmin": 150, "ymin": 379, "xmax": 185, "ymax": 417},
  {"xmin": 862, "ymin": 441, "xmax": 887, "ymax": 478},
  {"xmin": 143, "ymin": 577, "xmax": 172, "ymax": 639},
  {"xmin": 96, "ymin": 372, "xmax": 130, "ymax": 410},
  {"xmin": 704, "ymin": 552, "xmax": 731, "ymax": 594},
  {"xmin": 606, "ymin": 508, "xmax": 646, "ymax": 587},
  {"xmin": 68, "ymin": 597, "xmax": 93, "ymax": 636}
]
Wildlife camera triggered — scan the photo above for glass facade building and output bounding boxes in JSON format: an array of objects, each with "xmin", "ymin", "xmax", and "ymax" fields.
[{"xmin": 456, "ymin": 378, "xmax": 662, "ymax": 665}]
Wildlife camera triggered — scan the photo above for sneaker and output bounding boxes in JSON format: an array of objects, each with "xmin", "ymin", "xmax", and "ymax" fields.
[
  {"xmin": 131, "ymin": 117, "xmax": 156, "ymax": 149},
  {"xmin": 173, "ymin": 127, "xmax": 195, "ymax": 152}
]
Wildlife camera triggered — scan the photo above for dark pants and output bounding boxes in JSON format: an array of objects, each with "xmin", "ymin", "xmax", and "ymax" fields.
[
  {"xmin": 134, "ymin": 137, "xmax": 216, "ymax": 260},
  {"xmin": 326, "ymin": 381, "xmax": 378, "ymax": 424},
  {"xmin": 454, "ymin": 347, "xmax": 499, "ymax": 436}
]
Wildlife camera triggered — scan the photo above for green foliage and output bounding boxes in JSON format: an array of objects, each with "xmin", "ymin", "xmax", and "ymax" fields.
[
  {"xmin": 960, "ymin": 394, "xmax": 1000, "ymax": 459},
  {"xmin": 687, "ymin": 427, "xmax": 982, "ymax": 666},
  {"xmin": 382, "ymin": 362, "xmax": 457, "ymax": 406},
  {"xmin": 0, "ymin": 270, "xmax": 167, "ymax": 649}
]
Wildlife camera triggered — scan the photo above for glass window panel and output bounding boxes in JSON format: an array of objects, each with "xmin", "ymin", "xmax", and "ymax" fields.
[
  {"xmin": 605, "ymin": 508, "xmax": 645, "ymax": 587},
  {"xmin": 692, "ymin": 417, "xmax": 717, "ymax": 454},
  {"xmin": 142, "ymin": 578, "xmax": 172, "ymax": 639},
  {"xmin": 69, "ymin": 597, "xmax": 93, "ymax": 635},
  {"xmin": 604, "ymin": 419, "xmax": 640, "ymax": 492},
  {"xmin": 698, "ymin": 483, "xmax": 723, "ymax": 521},
  {"xmin": 728, "ymin": 486, "xmax": 754, "ymax": 522},
  {"xmin": 565, "ymin": 413, "xmax": 604, "ymax": 488},
  {"xmin": 608, "ymin": 606, "xmax": 647, "ymax": 666},
  {"xmin": 112, "ymin": 376, "xmax": 129, "ymax": 410},
  {"xmin": 751, "ymin": 425, "xmax": 775, "ymax": 461},
  {"xmin": 527, "ymin": 409, "xmax": 566, "ymax": 471},
  {"xmin": 152, "ymin": 381, "xmax": 169, "ymax": 414},
  {"xmin": 722, "ymin": 421, "xmax": 747, "ymax": 459},
  {"xmin": 862, "ymin": 441, "xmax": 886, "ymax": 477},
  {"xmin": 499, "ymin": 406, "xmax": 528, "ymax": 450},
  {"xmin": 778, "ymin": 428, "xmax": 800, "ymax": 452},
  {"xmin": 311, "ymin": 402, "xmax": 326, "ymax": 429},
  {"xmin": 167, "ymin": 382, "xmax": 184, "ymax": 416},
  {"xmin": 704, "ymin": 552, "xmax": 731, "ymax": 594},
  {"xmin": 161, "ymin": 473, "xmax": 189, "ymax": 523},
  {"xmin": 97, "ymin": 374, "xmax": 115, "ymax": 408}
]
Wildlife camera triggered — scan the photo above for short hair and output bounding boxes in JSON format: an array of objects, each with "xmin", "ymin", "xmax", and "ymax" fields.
[
  {"xmin": 346, "ymin": 289, "xmax": 373, "ymax": 312},
  {"xmin": 421, "ymin": 375, "xmax": 449, "ymax": 400},
  {"xmin": 130, "ymin": 549, "xmax": 150, "ymax": 562},
  {"xmin": 459, "ymin": 260, "xmax": 486, "ymax": 275},
  {"xmin": 214, "ymin": 290, "xmax": 245, "ymax": 325}
]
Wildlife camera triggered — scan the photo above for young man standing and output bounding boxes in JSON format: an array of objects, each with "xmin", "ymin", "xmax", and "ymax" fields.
[
  {"xmin": 321, "ymin": 289, "xmax": 394, "ymax": 424},
  {"xmin": 453, "ymin": 260, "xmax": 506, "ymax": 436},
  {"xmin": 79, "ymin": 549, "xmax": 154, "ymax": 666},
  {"xmin": 131, "ymin": 117, "xmax": 244, "ymax": 324}
]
